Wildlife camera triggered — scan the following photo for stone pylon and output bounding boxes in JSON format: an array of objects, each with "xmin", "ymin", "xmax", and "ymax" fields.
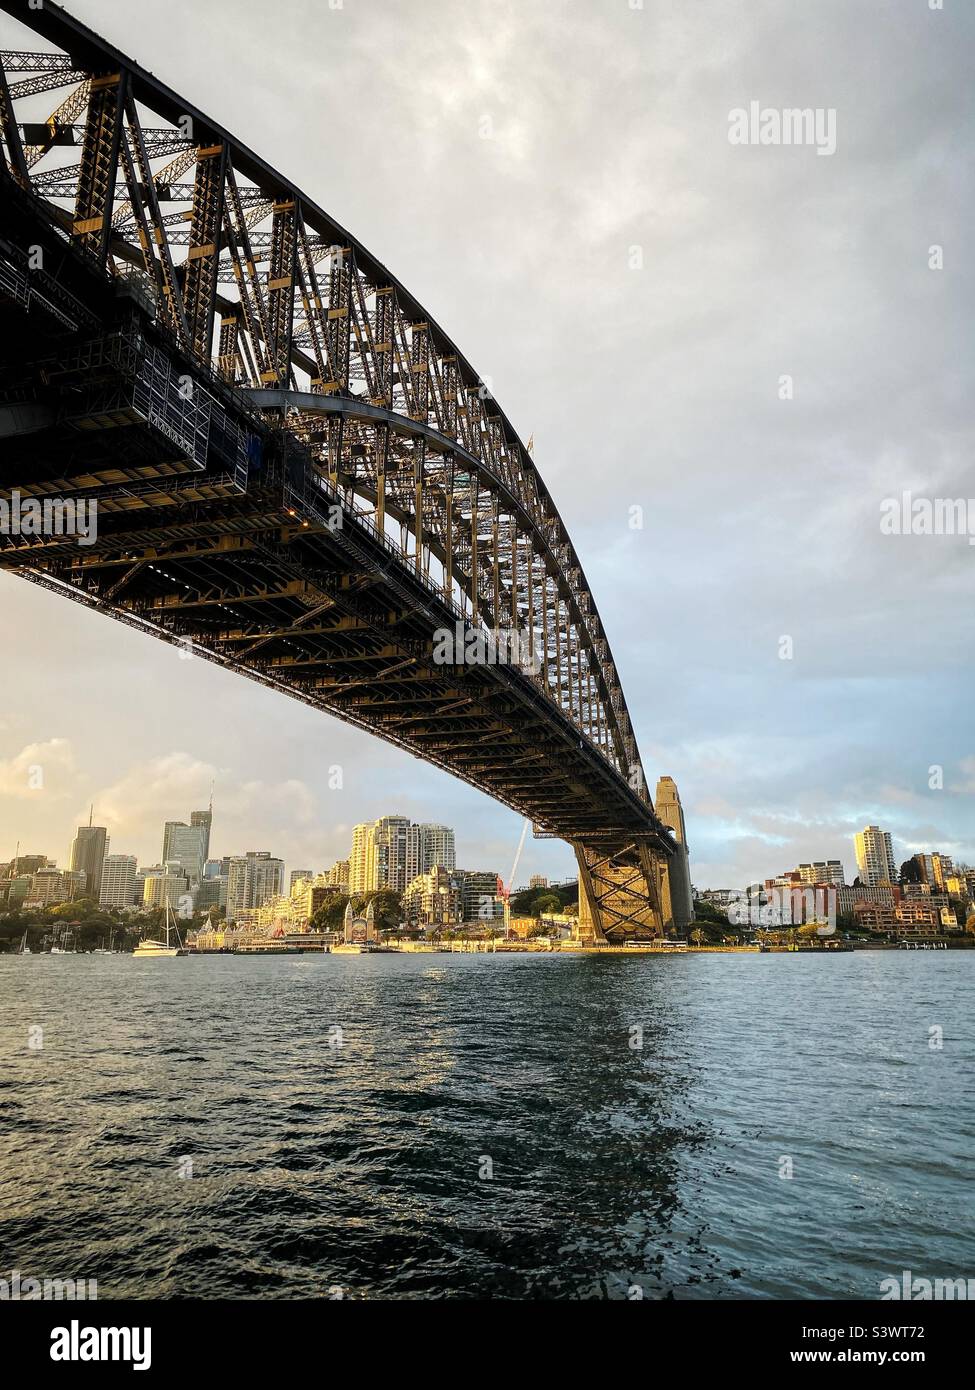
[{"xmin": 654, "ymin": 776, "xmax": 693, "ymax": 933}]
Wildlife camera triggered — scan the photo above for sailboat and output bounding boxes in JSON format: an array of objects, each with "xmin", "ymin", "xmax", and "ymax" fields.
[
  {"xmin": 133, "ymin": 902, "xmax": 185, "ymax": 958},
  {"xmin": 17, "ymin": 928, "xmax": 31, "ymax": 955}
]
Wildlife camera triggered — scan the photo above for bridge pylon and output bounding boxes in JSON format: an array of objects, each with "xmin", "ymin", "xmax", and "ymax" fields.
[{"xmin": 573, "ymin": 840, "xmax": 674, "ymax": 944}]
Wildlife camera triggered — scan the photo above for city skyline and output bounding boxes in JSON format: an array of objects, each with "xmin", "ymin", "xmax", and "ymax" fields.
[{"xmin": 1, "ymin": 791, "xmax": 967, "ymax": 898}]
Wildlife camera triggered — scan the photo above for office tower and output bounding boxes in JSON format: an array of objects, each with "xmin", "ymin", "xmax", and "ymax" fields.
[
  {"xmin": 3, "ymin": 853, "xmax": 50, "ymax": 878},
  {"xmin": 28, "ymin": 867, "xmax": 87, "ymax": 907},
  {"xmin": 4, "ymin": 876, "xmax": 32, "ymax": 907},
  {"xmin": 797, "ymin": 861, "xmax": 845, "ymax": 887},
  {"xmin": 195, "ymin": 875, "xmax": 227, "ymax": 910},
  {"xmin": 854, "ymin": 825, "xmax": 897, "ymax": 887},
  {"xmin": 225, "ymin": 852, "xmax": 285, "ymax": 921},
  {"xmin": 654, "ymin": 776, "xmax": 693, "ymax": 931},
  {"xmin": 143, "ymin": 869, "xmax": 186, "ymax": 909},
  {"xmin": 290, "ymin": 869, "xmax": 314, "ymax": 893},
  {"xmin": 69, "ymin": 813, "xmax": 109, "ymax": 900},
  {"xmin": 190, "ymin": 806, "xmax": 212, "ymax": 861},
  {"xmin": 162, "ymin": 821, "xmax": 207, "ymax": 885},
  {"xmin": 203, "ymin": 859, "xmax": 223, "ymax": 879},
  {"xmin": 99, "ymin": 854, "xmax": 138, "ymax": 907}
]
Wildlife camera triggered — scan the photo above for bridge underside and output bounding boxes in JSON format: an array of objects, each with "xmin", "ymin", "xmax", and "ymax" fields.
[{"xmin": 0, "ymin": 0, "xmax": 684, "ymax": 942}]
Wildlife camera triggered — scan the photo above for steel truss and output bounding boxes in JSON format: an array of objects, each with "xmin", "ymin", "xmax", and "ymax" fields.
[{"xmin": 0, "ymin": 1, "xmax": 681, "ymax": 939}]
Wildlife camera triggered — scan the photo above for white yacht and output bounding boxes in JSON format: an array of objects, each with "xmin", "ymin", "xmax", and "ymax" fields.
[{"xmin": 133, "ymin": 903, "xmax": 185, "ymax": 958}]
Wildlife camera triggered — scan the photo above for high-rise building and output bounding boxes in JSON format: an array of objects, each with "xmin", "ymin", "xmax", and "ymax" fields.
[
  {"xmin": 914, "ymin": 852, "xmax": 954, "ymax": 894},
  {"xmin": 797, "ymin": 861, "xmax": 845, "ymax": 887},
  {"xmin": 3, "ymin": 853, "xmax": 51, "ymax": 879},
  {"xmin": 854, "ymin": 825, "xmax": 897, "ymax": 887},
  {"xmin": 99, "ymin": 854, "xmax": 138, "ymax": 907},
  {"xmin": 27, "ymin": 867, "xmax": 87, "ymax": 907},
  {"xmin": 349, "ymin": 824, "xmax": 373, "ymax": 896},
  {"xmin": 326, "ymin": 860, "xmax": 349, "ymax": 889},
  {"xmin": 162, "ymin": 821, "xmax": 207, "ymax": 885},
  {"xmin": 406, "ymin": 824, "xmax": 455, "ymax": 879},
  {"xmin": 529, "ymin": 874, "xmax": 549, "ymax": 889},
  {"xmin": 350, "ymin": 820, "xmax": 454, "ymax": 894},
  {"xmin": 654, "ymin": 776, "xmax": 693, "ymax": 930},
  {"xmin": 195, "ymin": 876, "xmax": 227, "ymax": 911},
  {"xmin": 372, "ymin": 816, "xmax": 411, "ymax": 891},
  {"xmin": 290, "ymin": 869, "xmax": 314, "ymax": 893},
  {"xmin": 190, "ymin": 807, "xmax": 213, "ymax": 861},
  {"xmin": 225, "ymin": 852, "xmax": 285, "ymax": 921},
  {"xmin": 143, "ymin": 870, "xmax": 186, "ymax": 909},
  {"xmin": 69, "ymin": 817, "xmax": 109, "ymax": 900}
]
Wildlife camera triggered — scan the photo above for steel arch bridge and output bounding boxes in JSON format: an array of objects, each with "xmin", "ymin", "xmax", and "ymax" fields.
[{"xmin": 0, "ymin": 1, "xmax": 689, "ymax": 941}]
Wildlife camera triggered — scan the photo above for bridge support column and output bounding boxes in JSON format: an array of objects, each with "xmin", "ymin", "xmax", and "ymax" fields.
[{"xmin": 573, "ymin": 841, "xmax": 672, "ymax": 943}]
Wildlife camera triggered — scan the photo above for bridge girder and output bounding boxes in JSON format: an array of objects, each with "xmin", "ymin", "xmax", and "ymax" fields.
[{"xmin": 0, "ymin": 0, "xmax": 684, "ymax": 927}]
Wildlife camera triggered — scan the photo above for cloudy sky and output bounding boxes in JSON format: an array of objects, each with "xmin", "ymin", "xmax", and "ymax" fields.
[{"xmin": 1, "ymin": 0, "xmax": 972, "ymax": 888}]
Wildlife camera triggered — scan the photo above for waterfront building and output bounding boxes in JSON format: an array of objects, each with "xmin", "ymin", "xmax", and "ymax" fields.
[
  {"xmin": 343, "ymin": 898, "xmax": 379, "ymax": 945},
  {"xmin": 654, "ymin": 776, "xmax": 693, "ymax": 930},
  {"xmin": 99, "ymin": 854, "xmax": 138, "ymax": 907},
  {"xmin": 854, "ymin": 825, "xmax": 897, "ymax": 887},
  {"xmin": 403, "ymin": 867, "xmax": 462, "ymax": 927},
  {"xmin": 853, "ymin": 902, "xmax": 897, "ymax": 932},
  {"xmin": 460, "ymin": 869, "xmax": 504, "ymax": 924},
  {"xmin": 69, "ymin": 818, "xmax": 109, "ymax": 900},
  {"xmin": 225, "ymin": 851, "xmax": 284, "ymax": 921},
  {"xmin": 837, "ymin": 882, "xmax": 900, "ymax": 916},
  {"xmin": 697, "ymin": 888, "xmax": 737, "ymax": 910},
  {"xmin": 797, "ymin": 860, "xmax": 845, "ymax": 887}
]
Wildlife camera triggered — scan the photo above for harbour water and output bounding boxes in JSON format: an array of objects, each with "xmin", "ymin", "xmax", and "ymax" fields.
[{"xmin": 0, "ymin": 951, "xmax": 971, "ymax": 1299}]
